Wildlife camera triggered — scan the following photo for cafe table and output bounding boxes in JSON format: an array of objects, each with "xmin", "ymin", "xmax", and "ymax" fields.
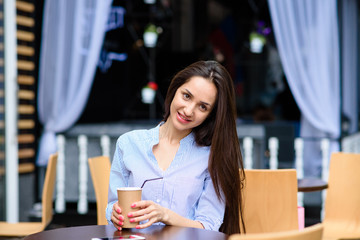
[
  {"xmin": 23, "ymin": 224, "xmax": 229, "ymax": 240},
  {"xmin": 297, "ymin": 177, "xmax": 328, "ymax": 192}
]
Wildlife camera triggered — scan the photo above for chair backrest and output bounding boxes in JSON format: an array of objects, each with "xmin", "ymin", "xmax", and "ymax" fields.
[
  {"xmin": 323, "ymin": 152, "xmax": 360, "ymax": 234},
  {"xmin": 88, "ymin": 156, "xmax": 111, "ymax": 225},
  {"xmin": 42, "ymin": 153, "xmax": 58, "ymax": 226},
  {"xmin": 229, "ymin": 223, "xmax": 323, "ymax": 240},
  {"xmin": 241, "ymin": 169, "xmax": 298, "ymax": 233}
]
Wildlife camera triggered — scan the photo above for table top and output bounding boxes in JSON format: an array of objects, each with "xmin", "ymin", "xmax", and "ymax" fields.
[
  {"xmin": 23, "ymin": 224, "xmax": 229, "ymax": 240},
  {"xmin": 298, "ymin": 177, "xmax": 328, "ymax": 192}
]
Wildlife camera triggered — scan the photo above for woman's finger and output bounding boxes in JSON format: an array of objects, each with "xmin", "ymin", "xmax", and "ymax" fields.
[
  {"xmin": 111, "ymin": 203, "xmax": 125, "ymax": 231},
  {"xmin": 129, "ymin": 210, "xmax": 156, "ymax": 223},
  {"xmin": 129, "ymin": 205, "xmax": 155, "ymax": 217},
  {"xmin": 131, "ymin": 200, "xmax": 154, "ymax": 209},
  {"xmin": 113, "ymin": 203, "xmax": 122, "ymax": 215},
  {"xmin": 111, "ymin": 214, "xmax": 123, "ymax": 231},
  {"xmin": 136, "ymin": 217, "xmax": 158, "ymax": 229},
  {"xmin": 126, "ymin": 200, "xmax": 166, "ymax": 229},
  {"xmin": 112, "ymin": 204, "xmax": 125, "ymax": 220}
]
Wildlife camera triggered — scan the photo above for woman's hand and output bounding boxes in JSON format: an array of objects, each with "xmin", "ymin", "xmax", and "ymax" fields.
[
  {"xmin": 111, "ymin": 202, "xmax": 125, "ymax": 230},
  {"xmin": 128, "ymin": 200, "xmax": 168, "ymax": 229}
]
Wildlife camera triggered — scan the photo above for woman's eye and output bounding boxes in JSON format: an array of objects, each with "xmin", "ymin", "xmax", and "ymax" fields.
[
  {"xmin": 183, "ymin": 93, "xmax": 190, "ymax": 99},
  {"xmin": 200, "ymin": 104, "xmax": 207, "ymax": 111}
]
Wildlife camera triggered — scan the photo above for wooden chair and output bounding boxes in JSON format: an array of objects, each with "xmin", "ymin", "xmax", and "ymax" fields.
[
  {"xmin": 229, "ymin": 223, "xmax": 323, "ymax": 240},
  {"xmin": 241, "ymin": 169, "xmax": 299, "ymax": 233},
  {"xmin": 0, "ymin": 153, "xmax": 58, "ymax": 236},
  {"xmin": 88, "ymin": 156, "xmax": 111, "ymax": 225},
  {"xmin": 322, "ymin": 152, "xmax": 360, "ymax": 240}
]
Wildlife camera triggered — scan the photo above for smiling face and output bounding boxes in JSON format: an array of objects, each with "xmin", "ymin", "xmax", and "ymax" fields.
[{"xmin": 168, "ymin": 76, "xmax": 218, "ymax": 134}]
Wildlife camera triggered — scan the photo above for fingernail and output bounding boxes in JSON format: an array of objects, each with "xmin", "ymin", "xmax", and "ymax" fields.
[
  {"xmin": 136, "ymin": 226, "xmax": 141, "ymax": 229},
  {"xmin": 128, "ymin": 213, "xmax": 133, "ymax": 217},
  {"xmin": 116, "ymin": 208, "xmax": 120, "ymax": 214},
  {"xmin": 131, "ymin": 203, "xmax": 136, "ymax": 208},
  {"xmin": 118, "ymin": 227, "xmax": 122, "ymax": 231},
  {"xmin": 130, "ymin": 219, "xmax": 135, "ymax": 223},
  {"xmin": 119, "ymin": 215, "xmax": 124, "ymax": 221},
  {"xmin": 118, "ymin": 221, "xmax": 123, "ymax": 225}
]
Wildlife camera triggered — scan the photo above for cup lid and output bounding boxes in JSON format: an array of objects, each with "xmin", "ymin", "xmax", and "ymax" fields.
[{"xmin": 117, "ymin": 187, "xmax": 142, "ymax": 191}]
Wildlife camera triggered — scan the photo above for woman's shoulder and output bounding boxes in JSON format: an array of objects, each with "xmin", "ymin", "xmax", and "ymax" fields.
[
  {"xmin": 193, "ymin": 143, "xmax": 210, "ymax": 153},
  {"xmin": 188, "ymin": 138, "xmax": 211, "ymax": 157}
]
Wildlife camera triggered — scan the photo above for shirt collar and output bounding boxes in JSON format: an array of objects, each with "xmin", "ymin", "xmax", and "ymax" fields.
[{"xmin": 151, "ymin": 121, "xmax": 195, "ymax": 146}]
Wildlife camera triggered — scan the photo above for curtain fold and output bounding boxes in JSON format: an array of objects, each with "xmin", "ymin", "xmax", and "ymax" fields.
[
  {"xmin": 342, "ymin": 0, "xmax": 358, "ymax": 134},
  {"xmin": 37, "ymin": 0, "xmax": 113, "ymax": 166},
  {"xmin": 268, "ymin": 0, "xmax": 340, "ymax": 176}
]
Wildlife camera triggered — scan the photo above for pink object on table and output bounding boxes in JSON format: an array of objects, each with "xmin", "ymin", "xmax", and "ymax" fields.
[{"xmin": 298, "ymin": 206, "xmax": 305, "ymax": 229}]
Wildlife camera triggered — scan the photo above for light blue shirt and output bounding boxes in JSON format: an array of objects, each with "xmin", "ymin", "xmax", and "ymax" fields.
[{"xmin": 106, "ymin": 123, "xmax": 225, "ymax": 231}]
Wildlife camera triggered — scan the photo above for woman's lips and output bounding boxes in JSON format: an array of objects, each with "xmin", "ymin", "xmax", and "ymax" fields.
[{"xmin": 177, "ymin": 112, "xmax": 191, "ymax": 123}]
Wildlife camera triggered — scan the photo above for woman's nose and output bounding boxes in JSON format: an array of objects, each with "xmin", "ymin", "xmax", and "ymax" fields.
[{"xmin": 184, "ymin": 104, "xmax": 195, "ymax": 117}]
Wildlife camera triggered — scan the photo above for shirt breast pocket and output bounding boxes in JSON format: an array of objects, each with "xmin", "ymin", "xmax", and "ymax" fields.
[{"xmin": 170, "ymin": 177, "xmax": 204, "ymax": 216}]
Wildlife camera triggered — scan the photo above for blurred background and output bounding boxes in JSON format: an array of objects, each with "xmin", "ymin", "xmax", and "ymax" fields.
[
  {"xmin": 79, "ymin": 0, "xmax": 296, "ymax": 123},
  {"xmin": 0, "ymin": 0, "xmax": 359, "ymax": 233}
]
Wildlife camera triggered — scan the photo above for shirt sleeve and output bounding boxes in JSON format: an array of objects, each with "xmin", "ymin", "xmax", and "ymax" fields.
[
  {"xmin": 194, "ymin": 172, "xmax": 225, "ymax": 231},
  {"xmin": 105, "ymin": 137, "xmax": 130, "ymax": 223}
]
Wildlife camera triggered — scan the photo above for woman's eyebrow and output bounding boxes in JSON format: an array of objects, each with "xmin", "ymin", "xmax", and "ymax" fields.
[
  {"xmin": 201, "ymin": 101, "xmax": 211, "ymax": 107},
  {"xmin": 184, "ymin": 88, "xmax": 193, "ymax": 97}
]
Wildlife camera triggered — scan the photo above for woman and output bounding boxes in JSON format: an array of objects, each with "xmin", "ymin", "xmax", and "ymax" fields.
[{"xmin": 106, "ymin": 60, "xmax": 245, "ymax": 234}]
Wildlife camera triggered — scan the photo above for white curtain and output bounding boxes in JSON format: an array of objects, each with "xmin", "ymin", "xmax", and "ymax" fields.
[
  {"xmin": 268, "ymin": 0, "xmax": 340, "ymax": 176},
  {"xmin": 37, "ymin": 0, "xmax": 113, "ymax": 166},
  {"xmin": 342, "ymin": 0, "xmax": 358, "ymax": 134}
]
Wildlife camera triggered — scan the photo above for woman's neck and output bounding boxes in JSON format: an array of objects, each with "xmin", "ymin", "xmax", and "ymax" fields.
[{"xmin": 160, "ymin": 121, "xmax": 191, "ymax": 145}]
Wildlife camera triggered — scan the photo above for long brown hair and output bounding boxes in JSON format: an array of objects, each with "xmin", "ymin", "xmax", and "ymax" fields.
[{"xmin": 163, "ymin": 60, "xmax": 245, "ymax": 234}]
